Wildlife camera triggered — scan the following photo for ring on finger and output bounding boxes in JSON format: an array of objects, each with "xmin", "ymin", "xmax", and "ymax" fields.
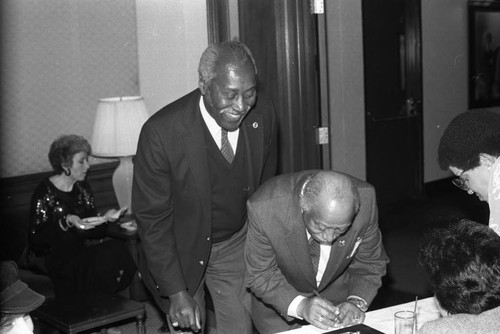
[{"xmin": 171, "ymin": 321, "xmax": 179, "ymax": 327}]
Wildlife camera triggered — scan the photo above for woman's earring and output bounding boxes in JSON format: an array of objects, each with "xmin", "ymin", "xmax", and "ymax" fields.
[{"xmin": 64, "ymin": 169, "xmax": 71, "ymax": 176}]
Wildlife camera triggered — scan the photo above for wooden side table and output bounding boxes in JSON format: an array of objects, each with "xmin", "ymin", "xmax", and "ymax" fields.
[{"xmin": 33, "ymin": 294, "xmax": 145, "ymax": 334}]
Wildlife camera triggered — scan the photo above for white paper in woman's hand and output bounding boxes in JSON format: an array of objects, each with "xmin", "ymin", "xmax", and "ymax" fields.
[{"xmin": 110, "ymin": 207, "xmax": 128, "ymax": 220}]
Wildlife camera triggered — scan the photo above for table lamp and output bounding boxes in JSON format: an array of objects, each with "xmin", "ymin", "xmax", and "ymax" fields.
[{"xmin": 91, "ymin": 96, "xmax": 150, "ymax": 212}]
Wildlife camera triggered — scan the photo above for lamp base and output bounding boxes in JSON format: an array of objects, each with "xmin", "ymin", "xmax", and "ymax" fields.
[{"xmin": 112, "ymin": 156, "xmax": 134, "ymax": 212}]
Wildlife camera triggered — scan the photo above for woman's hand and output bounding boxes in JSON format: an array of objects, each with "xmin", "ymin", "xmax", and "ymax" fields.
[
  {"xmin": 104, "ymin": 209, "xmax": 119, "ymax": 221},
  {"xmin": 66, "ymin": 214, "xmax": 94, "ymax": 230}
]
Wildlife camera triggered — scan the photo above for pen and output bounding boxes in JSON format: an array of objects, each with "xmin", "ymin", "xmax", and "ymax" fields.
[{"xmin": 313, "ymin": 289, "xmax": 343, "ymax": 323}]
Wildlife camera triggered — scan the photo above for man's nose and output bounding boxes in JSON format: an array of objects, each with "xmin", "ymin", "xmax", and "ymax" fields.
[
  {"xmin": 233, "ymin": 96, "xmax": 245, "ymax": 111},
  {"xmin": 323, "ymin": 229, "xmax": 337, "ymax": 243}
]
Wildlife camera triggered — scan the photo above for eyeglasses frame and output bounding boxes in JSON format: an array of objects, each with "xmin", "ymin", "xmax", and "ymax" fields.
[{"xmin": 451, "ymin": 170, "xmax": 470, "ymax": 192}]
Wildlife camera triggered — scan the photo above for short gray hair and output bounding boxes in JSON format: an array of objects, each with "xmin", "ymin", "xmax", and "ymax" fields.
[
  {"xmin": 301, "ymin": 171, "xmax": 360, "ymax": 213},
  {"xmin": 198, "ymin": 40, "xmax": 257, "ymax": 85}
]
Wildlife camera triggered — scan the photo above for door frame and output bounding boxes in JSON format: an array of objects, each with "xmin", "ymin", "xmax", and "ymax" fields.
[{"xmin": 207, "ymin": 0, "xmax": 323, "ymax": 174}]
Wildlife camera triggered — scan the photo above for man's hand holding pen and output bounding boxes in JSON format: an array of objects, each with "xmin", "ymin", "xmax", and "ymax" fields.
[
  {"xmin": 297, "ymin": 294, "xmax": 341, "ymax": 330},
  {"xmin": 297, "ymin": 291, "xmax": 365, "ymax": 330},
  {"xmin": 334, "ymin": 301, "xmax": 365, "ymax": 327}
]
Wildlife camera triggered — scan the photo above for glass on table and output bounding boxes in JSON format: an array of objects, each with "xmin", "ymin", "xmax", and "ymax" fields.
[{"xmin": 394, "ymin": 310, "xmax": 417, "ymax": 334}]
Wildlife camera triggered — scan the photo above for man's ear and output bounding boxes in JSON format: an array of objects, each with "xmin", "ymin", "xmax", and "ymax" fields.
[
  {"xmin": 479, "ymin": 153, "xmax": 495, "ymax": 168},
  {"xmin": 198, "ymin": 80, "xmax": 207, "ymax": 95},
  {"xmin": 299, "ymin": 178, "xmax": 312, "ymax": 212},
  {"xmin": 299, "ymin": 192, "xmax": 311, "ymax": 214},
  {"xmin": 299, "ymin": 196, "xmax": 306, "ymax": 213}
]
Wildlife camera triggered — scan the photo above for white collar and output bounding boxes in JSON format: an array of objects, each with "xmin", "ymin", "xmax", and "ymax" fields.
[{"xmin": 199, "ymin": 97, "xmax": 239, "ymax": 150}]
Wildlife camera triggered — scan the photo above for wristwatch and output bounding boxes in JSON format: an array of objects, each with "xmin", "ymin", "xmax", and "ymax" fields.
[{"xmin": 346, "ymin": 296, "xmax": 368, "ymax": 312}]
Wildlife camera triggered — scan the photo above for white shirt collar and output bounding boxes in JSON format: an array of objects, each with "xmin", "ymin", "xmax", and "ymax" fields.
[{"xmin": 199, "ymin": 96, "xmax": 239, "ymax": 150}]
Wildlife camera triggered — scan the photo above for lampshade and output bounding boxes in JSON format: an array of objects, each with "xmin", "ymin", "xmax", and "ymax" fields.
[
  {"xmin": 91, "ymin": 96, "xmax": 150, "ymax": 157},
  {"xmin": 91, "ymin": 96, "xmax": 150, "ymax": 211}
]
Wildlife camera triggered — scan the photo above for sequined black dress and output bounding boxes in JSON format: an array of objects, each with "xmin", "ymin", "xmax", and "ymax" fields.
[{"xmin": 29, "ymin": 178, "xmax": 136, "ymax": 296}]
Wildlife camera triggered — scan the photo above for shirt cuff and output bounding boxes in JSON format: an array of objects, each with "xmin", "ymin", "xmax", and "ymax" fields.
[{"xmin": 288, "ymin": 295, "xmax": 307, "ymax": 319}]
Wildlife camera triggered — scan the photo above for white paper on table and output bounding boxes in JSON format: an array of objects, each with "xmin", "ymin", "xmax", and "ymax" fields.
[
  {"xmin": 274, "ymin": 297, "xmax": 441, "ymax": 334},
  {"xmin": 110, "ymin": 206, "xmax": 128, "ymax": 219},
  {"xmin": 274, "ymin": 325, "xmax": 331, "ymax": 334}
]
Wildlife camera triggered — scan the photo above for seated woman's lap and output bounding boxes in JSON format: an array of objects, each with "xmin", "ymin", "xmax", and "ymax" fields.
[{"xmin": 52, "ymin": 239, "xmax": 136, "ymax": 296}]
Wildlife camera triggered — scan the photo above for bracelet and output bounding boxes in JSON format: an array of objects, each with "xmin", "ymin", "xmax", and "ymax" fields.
[
  {"xmin": 346, "ymin": 296, "xmax": 368, "ymax": 312},
  {"xmin": 58, "ymin": 215, "xmax": 69, "ymax": 232}
]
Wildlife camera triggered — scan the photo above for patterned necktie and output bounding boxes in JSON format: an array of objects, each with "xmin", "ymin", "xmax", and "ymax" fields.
[
  {"xmin": 309, "ymin": 237, "xmax": 320, "ymax": 274},
  {"xmin": 221, "ymin": 129, "xmax": 234, "ymax": 163}
]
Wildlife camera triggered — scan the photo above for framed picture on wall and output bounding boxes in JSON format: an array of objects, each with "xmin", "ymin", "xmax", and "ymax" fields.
[{"xmin": 468, "ymin": 2, "xmax": 500, "ymax": 108}]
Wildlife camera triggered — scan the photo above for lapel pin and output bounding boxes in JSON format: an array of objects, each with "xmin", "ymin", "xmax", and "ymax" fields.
[
  {"xmin": 338, "ymin": 240, "xmax": 346, "ymax": 247},
  {"xmin": 252, "ymin": 122, "xmax": 259, "ymax": 128}
]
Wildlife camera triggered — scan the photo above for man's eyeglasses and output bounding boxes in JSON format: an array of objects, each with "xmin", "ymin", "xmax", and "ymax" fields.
[{"xmin": 451, "ymin": 170, "xmax": 470, "ymax": 192}]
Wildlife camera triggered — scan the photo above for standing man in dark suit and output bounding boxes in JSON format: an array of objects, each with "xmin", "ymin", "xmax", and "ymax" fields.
[
  {"xmin": 132, "ymin": 41, "xmax": 278, "ymax": 333},
  {"xmin": 245, "ymin": 170, "xmax": 388, "ymax": 334}
]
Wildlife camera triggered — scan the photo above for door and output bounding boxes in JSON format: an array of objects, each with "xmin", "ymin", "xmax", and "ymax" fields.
[
  {"xmin": 207, "ymin": 0, "xmax": 323, "ymax": 174},
  {"xmin": 237, "ymin": 0, "xmax": 322, "ymax": 174},
  {"xmin": 362, "ymin": 0, "xmax": 423, "ymax": 205}
]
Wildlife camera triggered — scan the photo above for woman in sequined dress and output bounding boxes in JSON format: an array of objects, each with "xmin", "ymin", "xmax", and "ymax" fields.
[{"xmin": 28, "ymin": 134, "xmax": 136, "ymax": 297}]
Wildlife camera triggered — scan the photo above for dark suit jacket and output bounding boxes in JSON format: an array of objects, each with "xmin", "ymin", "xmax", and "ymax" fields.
[
  {"xmin": 132, "ymin": 89, "xmax": 278, "ymax": 310},
  {"xmin": 245, "ymin": 170, "xmax": 389, "ymax": 333}
]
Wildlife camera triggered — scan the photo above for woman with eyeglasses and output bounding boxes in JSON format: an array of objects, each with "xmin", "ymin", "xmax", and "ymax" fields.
[{"xmin": 438, "ymin": 109, "xmax": 500, "ymax": 235}]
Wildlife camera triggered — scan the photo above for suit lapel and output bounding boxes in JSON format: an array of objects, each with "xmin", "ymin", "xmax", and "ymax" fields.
[
  {"xmin": 241, "ymin": 112, "xmax": 263, "ymax": 192},
  {"xmin": 318, "ymin": 232, "xmax": 358, "ymax": 290},
  {"xmin": 180, "ymin": 97, "xmax": 212, "ymax": 220},
  {"xmin": 283, "ymin": 198, "xmax": 318, "ymax": 288}
]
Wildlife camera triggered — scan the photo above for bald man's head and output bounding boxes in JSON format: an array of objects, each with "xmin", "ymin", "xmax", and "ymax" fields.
[{"xmin": 300, "ymin": 171, "xmax": 360, "ymax": 244}]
